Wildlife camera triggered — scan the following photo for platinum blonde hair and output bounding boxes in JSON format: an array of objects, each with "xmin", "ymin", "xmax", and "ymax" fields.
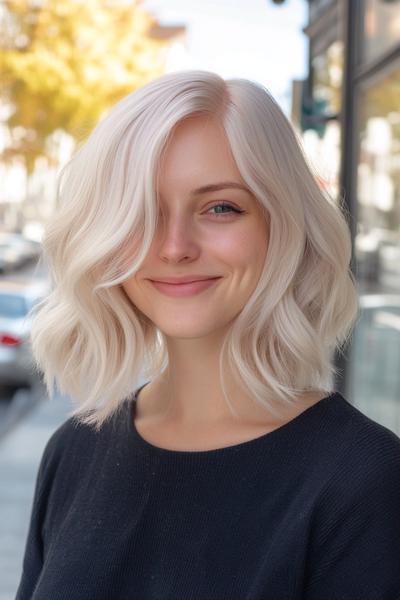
[{"xmin": 30, "ymin": 69, "xmax": 360, "ymax": 430}]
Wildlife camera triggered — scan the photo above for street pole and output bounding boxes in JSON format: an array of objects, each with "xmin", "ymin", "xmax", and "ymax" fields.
[{"xmin": 334, "ymin": 0, "xmax": 360, "ymax": 396}]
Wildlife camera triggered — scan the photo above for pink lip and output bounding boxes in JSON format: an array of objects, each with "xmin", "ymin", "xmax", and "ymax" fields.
[{"xmin": 149, "ymin": 277, "xmax": 222, "ymax": 297}]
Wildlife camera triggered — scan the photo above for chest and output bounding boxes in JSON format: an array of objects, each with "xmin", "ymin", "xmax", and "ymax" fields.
[{"xmin": 37, "ymin": 456, "xmax": 319, "ymax": 599}]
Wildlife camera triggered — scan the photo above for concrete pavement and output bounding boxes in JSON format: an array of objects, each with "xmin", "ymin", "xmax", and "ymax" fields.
[{"xmin": 0, "ymin": 389, "xmax": 73, "ymax": 600}]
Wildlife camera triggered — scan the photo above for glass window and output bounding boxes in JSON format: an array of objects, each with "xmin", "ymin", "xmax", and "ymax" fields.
[
  {"xmin": 302, "ymin": 41, "xmax": 343, "ymax": 200},
  {"xmin": 356, "ymin": 67, "xmax": 400, "ymax": 295},
  {"xmin": 351, "ymin": 66, "xmax": 400, "ymax": 435},
  {"xmin": 350, "ymin": 295, "xmax": 400, "ymax": 435},
  {"xmin": 312, "ymin": 40, "xmax": 343, "ymax": 115},
  {"xmin": 362, "ymin": 0, "xmax": 400, "ymax": 65}
]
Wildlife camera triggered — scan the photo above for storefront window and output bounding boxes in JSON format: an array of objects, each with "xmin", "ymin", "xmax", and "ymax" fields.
[
  {"xmin": 351, "ymin": 66, "xmax": 400, "ymax": 434},
  {"xmin": 362, "ymin": 0, "xmax": 400, "ymax": 64},
  {"xmin": 304, "ymin": 40, "xmax": 343, "ymax": 200},
  {"xmin": 356, "ymin": 67, "xmax": 400, "ymax": 295},
  {"xmin": 312, "ymin": 40, "xmax": 343, "ymax": 115}
]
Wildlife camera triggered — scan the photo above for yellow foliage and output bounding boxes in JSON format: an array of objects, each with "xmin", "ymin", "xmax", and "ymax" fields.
[{"xmin": 1, "ymin": 0, "xmax": 175, "ymax": 172}]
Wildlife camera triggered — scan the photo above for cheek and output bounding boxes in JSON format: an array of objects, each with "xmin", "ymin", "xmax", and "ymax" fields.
[{"xmin": 211, "ymin": 225, "xmax": 268, "ymax": 271}]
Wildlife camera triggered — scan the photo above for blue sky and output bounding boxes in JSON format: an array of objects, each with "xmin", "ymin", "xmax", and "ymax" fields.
[{"xmin": 143, "ymin": 0, "xmax": 308, "ymax": 115}]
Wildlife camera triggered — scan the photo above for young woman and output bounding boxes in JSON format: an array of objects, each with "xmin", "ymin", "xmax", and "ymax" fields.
[{"xmin": 17, "ymin": 70, "xmax": 400, "ymax": 599}]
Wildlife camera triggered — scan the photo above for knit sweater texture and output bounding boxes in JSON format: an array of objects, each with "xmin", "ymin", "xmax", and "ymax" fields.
[{"xmin": 16, "ymin": 387, "xmax": 400, "ymax": 599}]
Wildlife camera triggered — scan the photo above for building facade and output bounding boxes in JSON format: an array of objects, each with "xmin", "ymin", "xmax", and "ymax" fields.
[{"xmin": 298, "ymin": 0, "xmax": 400, "ymax": 435}]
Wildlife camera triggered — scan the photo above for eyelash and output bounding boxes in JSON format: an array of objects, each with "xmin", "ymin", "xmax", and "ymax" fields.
[{"xmin": 207, "ymin": 202, "xmax": 245, "ymax": 217}]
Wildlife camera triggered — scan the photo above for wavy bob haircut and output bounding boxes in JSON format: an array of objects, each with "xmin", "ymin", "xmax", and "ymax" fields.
[{"xmin": 30, "ymin": 69, "xmax": 360, "ymax": 431}]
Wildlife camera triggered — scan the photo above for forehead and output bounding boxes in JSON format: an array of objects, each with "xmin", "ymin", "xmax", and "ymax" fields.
[{"xmin": 157, "ymin": 116, "xmax": 246, "ymax": 193}]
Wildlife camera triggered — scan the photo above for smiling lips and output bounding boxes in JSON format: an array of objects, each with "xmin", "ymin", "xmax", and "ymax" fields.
[{"xmin": 149, "ymin": 277, "xmax": 222, "ymax": 297}]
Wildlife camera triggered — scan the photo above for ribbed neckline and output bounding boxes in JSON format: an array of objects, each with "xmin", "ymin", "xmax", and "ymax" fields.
[{"xmin": 129, "ymin": 383, "xmax": 340, "ymax": 457}]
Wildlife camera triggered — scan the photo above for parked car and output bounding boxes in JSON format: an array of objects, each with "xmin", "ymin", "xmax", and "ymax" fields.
[
  {"xmin": 0, "ymin": 278, "xmax": 50, "ymax": 389},
  {"xmin": 0, "ymin": 232, "xmax": 42, "ymax": 274}
]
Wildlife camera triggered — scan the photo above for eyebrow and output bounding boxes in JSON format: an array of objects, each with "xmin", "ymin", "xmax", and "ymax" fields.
[{"xmin": 190, "ymin": 182, "xmax": 252, "ymax": 195}]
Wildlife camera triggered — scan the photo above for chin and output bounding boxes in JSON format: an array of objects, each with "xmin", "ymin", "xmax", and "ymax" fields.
[
  {"xmin": 156, "ymin": 316, "xmax": 236, "ymax": 341},
  {"xmin": 158, "ymin": 327, "xmax": 215, "ymax": 340}
]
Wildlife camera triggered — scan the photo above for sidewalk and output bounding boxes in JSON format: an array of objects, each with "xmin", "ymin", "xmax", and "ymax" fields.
[{"xmin": 0, "ymin": 390, "xmax": 73, "ymax": 600}]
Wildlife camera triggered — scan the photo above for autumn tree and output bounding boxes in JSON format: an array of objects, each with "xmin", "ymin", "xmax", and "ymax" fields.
[{"xmin": 0, "ymin": 0, "xmax": 182, "ymax": 172}]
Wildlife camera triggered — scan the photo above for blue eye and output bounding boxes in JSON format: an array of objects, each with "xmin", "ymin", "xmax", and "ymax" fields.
[{"xmin": 207, "ymin": 202, "xmax": 244, "ymax": 217}]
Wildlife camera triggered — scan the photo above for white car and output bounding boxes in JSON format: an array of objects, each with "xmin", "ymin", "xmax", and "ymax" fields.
[
  {"xmin": 0, "ymin": 278, "xmax": 49, "ymax": 388},
  {"xmin": 0, "ymin": 233, "xmax": 41, "ymax": 274}
]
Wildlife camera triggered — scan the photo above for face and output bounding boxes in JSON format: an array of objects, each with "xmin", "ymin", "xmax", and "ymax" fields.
[{"xmin": 122, "ymin": 115, "xmax": 269, "ymax": 340}]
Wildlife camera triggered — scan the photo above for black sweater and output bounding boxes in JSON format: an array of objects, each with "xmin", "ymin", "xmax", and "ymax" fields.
[{"xmin": 16, "ymin": 388, "xmax": 400, "ymax": 600}]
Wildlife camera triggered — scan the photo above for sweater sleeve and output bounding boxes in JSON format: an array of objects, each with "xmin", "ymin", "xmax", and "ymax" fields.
[
  {"xmin": 15, "ymin": 425, "xmax": 64, "ymax": 600},
  {"xmin": 304, "ymin": 426, "xmax": 400, "ymax": 600}
]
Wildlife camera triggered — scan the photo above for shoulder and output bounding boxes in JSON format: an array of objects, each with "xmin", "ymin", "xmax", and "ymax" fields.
[
  {"xmin": 314, "ymin": 392, "xmax": 400, "ymax": 508},
  {"xmin": 334, "ymin": 393, "xmax": 400, "ymax": 464},
  {"xmin": 37, "ymin": 416, "xmax": 94, "ymax": 482},
  {"xmin": 32, "ymin": 402, "xmax": 132, "ymax": 522},
  {"xmin": 305, "ymin": 396, "xmax": 400, "ymax": 594},
  {"xmin": 39, "ymin": 400, "xmax": 130, "ymax": 477},
  {"xmin": 314, "ymin": 392, "xmax": 400, "ymax": 460}
]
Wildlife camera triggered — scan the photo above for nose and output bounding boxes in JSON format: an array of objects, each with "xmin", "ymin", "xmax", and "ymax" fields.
[{"xmin": 157, "ymin": 214, "xmax": 200, "ymax": 263}]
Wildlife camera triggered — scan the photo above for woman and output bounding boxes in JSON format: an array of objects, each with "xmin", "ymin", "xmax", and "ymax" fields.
[{"xmin": 17, "ymin": 70, "xmax": 400, "ymax": 599}]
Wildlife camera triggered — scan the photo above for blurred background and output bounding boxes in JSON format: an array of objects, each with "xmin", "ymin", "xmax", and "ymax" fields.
[{"xmin": 0, "ymin": 0, "xmax": 399, "ymax": 597}]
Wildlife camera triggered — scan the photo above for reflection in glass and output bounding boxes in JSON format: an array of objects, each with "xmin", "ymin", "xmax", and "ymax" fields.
[
  {"xmin": 356, "ymin": 68, "xmax": 400, "ymax": 295},
  {"xmin": 351, "ymin": 295, "xmax": 400, "ymax": 435},
  {"xmin": 304, "ymin": 41, "xmax": 343, "ymax": 200},
  {"xmin": 352, "ymin": 67, "xmax": 400, "ymax": 435},
  {"xmin": 312, "ymin": 40, "xmax": 343, "ymax": 115},
  {"xmin": 362, "ymin": 0, "xmax": 400, "ymax": 65}
]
